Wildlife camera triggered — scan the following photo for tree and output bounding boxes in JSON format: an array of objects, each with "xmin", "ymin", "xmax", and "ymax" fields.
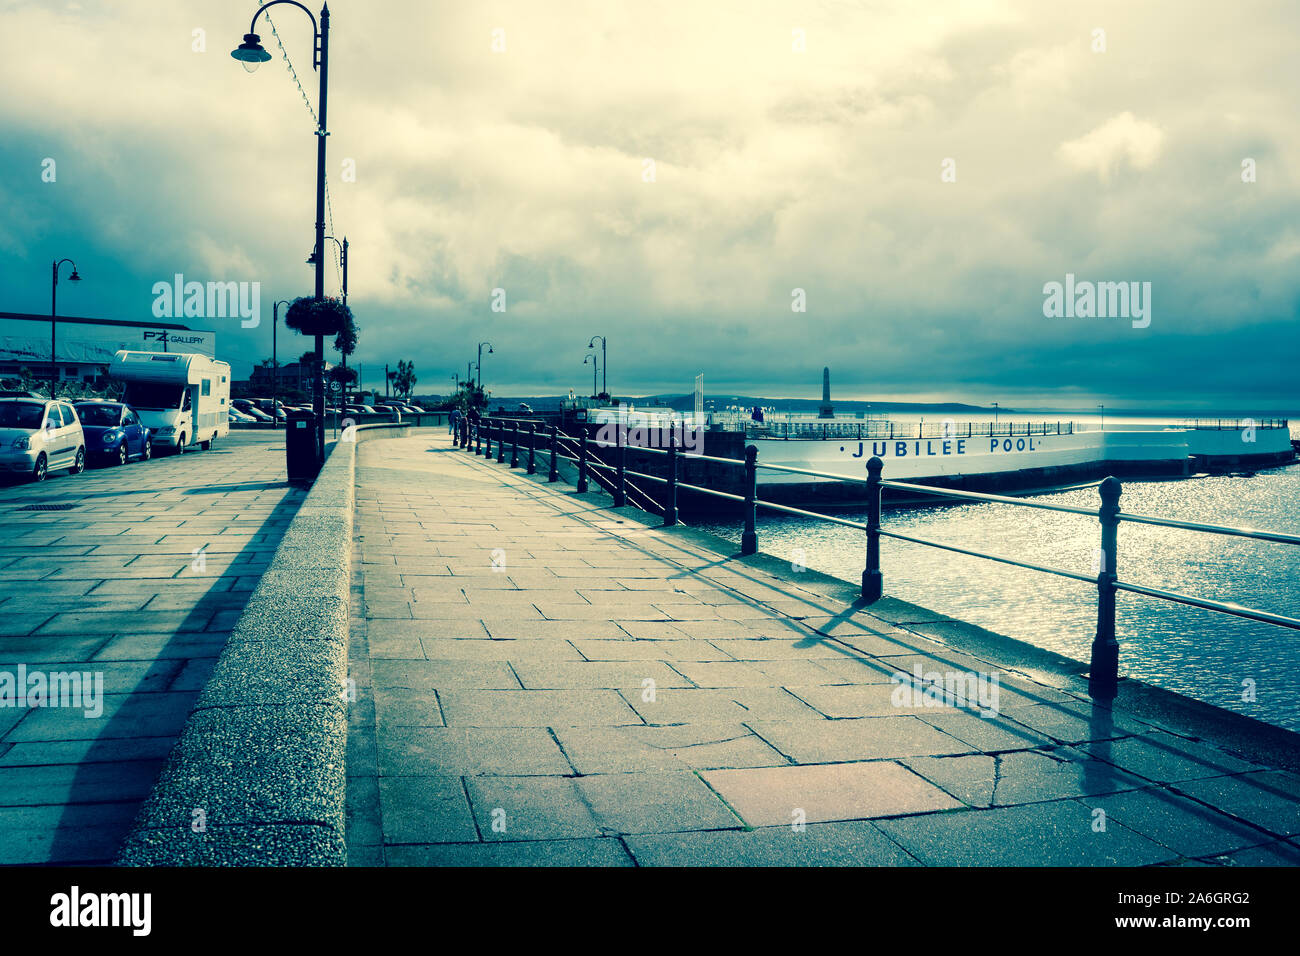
[
  {"xmin": 326, "ymin": 365, "xmax": 358, "ymax": 387},
  {"xmin": 392, "ymin": 360, "xmax": 417, "ymax": 400}
]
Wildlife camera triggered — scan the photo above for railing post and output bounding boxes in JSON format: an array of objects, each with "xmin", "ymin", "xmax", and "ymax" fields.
[
  {"xmin": 1089, "ymin": 476, "xmax": 1122, "ymax": 702},
  {"xmin": 482, "ymin": 419, "xmax": 490, "ymax": 457},
  {"xmin": 548, "ymin": 425, "xmax": 559, "ymax": 482},
  {"xmin": 510, "ymin": 423, "xmax": 520, "ymax": 468},
  {"xmin": 497, "ymin": 420, "xmax": 506, "ymax": 463},
  {"xmin": 740, "ymin": 445, "xmax": 758, "ymax": 554},
  {"xmin": 664, "ymin": 426, "xmax": 678, "ymax": 527},
  {"xmin": 863, "ymin": 456, "xmax": 884, "ymax": 602},
  {"xmin": 527, "ymin": 423, "xmax": 537, "ymax": 475},
  {"xmin": 577, "ymin": 429, "xmax": 589, "ymax": 493},
  {"xmin": 613, "ymin": 421, "xmax": 627, "ymax": 507}
]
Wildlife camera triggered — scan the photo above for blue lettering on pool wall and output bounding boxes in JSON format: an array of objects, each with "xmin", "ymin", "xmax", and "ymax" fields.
[
  {"xmin": 990, "ymin": 438, "xmax": 1038, "ymax": 452},
  {"xmin": 849, "ymin": 439, "xmax": 975, "ymax": 458}
]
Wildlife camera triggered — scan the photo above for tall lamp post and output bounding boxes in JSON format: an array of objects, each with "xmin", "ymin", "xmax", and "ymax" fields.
[
  {"xmin": 271, "ymin": 299, "xmax": 292, "ymax": 426},
  {"xmin": 584, "ymin": 352, "xmax": 598, "ymax": 398},
  {"xmin": 309, "ymin": 234, "xmax": 349, "ymax": 402},
  {"xmin": 50, "ymin": 258, "xmax": 81, "ymax": 398},
  {"xmin": 588, "ymin": 335, "xmax": 606, "ymax": 398},
  {"xmin": 232, "ymin": 0, "xmax": 331, "ymax": 467},
  {"xmin": 1098, "ymin": 403, "xmax": 1105, "ymax": 431},
  {"xmin": 476, "ymin": 341, "xmax": 493, "ymax": 392}
]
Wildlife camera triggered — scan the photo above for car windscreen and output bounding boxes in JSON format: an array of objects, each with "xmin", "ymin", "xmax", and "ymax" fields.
[
  {"xmin": 74, "ymin": 404, "xmax": 122, "ymax": 426},
  {"xmin": 0, "ymin": 402, "xmax": 45, "ymax": 429},
  {"xmin": 123, "ymin": 382, "xmax": 184, "ymax": 410}
]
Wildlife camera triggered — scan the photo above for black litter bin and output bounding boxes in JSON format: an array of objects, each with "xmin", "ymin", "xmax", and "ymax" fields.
[{"xmin": 286, "ymin": 409, "xmax": 320, "ymax": 483}]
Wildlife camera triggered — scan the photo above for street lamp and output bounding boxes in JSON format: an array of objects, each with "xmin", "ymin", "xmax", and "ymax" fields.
[
  {"xmin": 1098, "ymin": 403, "xmax": 1105, "ymax": 431},
  {"xmin": 271, "ymin": 299, "xmax": 292, "ymax": 426},
  {"xmin": 309, "ymin": 234, "xmax": 350, "ymax": 401},
  {"xmin": 584, "ymin": 352, "xmax": 598, "ymax": 398},
  {"xmin": 588, "ymin": 335, "xmax": 606, "ymax": 398},
  {"xmin": 992, "ymin": 401, "xmax": 999, "ymax": 426},
  {"xmin": 50, "ymin": 258, "xmax": 81, "ymax": 398},
  {"xmin": 476, "ymin": 341, "xmax": 493, "ymax": 391},
  {"xmin": 233, "ymin": 0, "xmax": 331, "ymax": 468}
]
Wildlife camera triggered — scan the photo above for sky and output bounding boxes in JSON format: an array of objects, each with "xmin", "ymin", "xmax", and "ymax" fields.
[{"xmin": 1, "ymin": 0, "xmax": 1297, "ymax": 410}]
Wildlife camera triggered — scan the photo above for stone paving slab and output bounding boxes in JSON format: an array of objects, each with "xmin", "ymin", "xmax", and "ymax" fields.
[
  {"xmin": 345, "ymin": 435, "xmax": 1300, "ymax": 866},
  {"xmin": 0, "ymin": 433, "xmax": 303, "ymax": 864}
]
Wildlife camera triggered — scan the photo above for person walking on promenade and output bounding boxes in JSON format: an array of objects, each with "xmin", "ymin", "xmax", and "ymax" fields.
[
  {"xmin": 449, "ymin": 406, "xmax": 461, "ymax": 436},
  {"xmin": 467, "ymin": 405, "xmax": 481, "ymax": 444}
]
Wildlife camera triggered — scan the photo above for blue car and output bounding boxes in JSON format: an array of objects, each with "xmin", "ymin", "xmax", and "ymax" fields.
[{"xmin": 72, "ymin": 401, "xmax": 153, "ymax": 467}]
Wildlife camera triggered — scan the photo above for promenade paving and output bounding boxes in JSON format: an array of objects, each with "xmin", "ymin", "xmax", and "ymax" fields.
[
  {"xmin": 0, "ymin": 432, "xmax": 304, "ymax": 864},
  {"xmin": 347, "ymin": 434, "xmax": 1300, "ymax": 866}
]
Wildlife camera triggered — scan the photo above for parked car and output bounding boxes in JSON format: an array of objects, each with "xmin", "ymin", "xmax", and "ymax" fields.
[
  {"xmin": 0, "ymin": 398, "xmax": 85, "ymax": 481},
  {"xmin": 405, "ymin": 404, "xmax": 427, "ymax": 413},
  {"xmin": 73, "ymin": 401, "xmax": 153, "ymax": 466},
  {"xmin": 231, "ymin": 399, "xmax": 274, "ymax": 422},
  {"xmin": 344, "ymin": 404, "xmax": 377, "ymax": 415},
  {"xmin": 251, "ymin": 399, "xmax": 287, "ymax": 420},
  {"xmin": 517, "ymin": 403, "xmax": 534, "ymax": 414},
  {"xmin": 228, "ymin": 408, "xmax": 256, "ymax": 423}
]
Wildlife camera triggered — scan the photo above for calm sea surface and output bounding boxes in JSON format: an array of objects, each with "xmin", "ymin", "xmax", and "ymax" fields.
[{"xmin": 697, "ymin": 431, "xmax": 1300, "ymax": 731}]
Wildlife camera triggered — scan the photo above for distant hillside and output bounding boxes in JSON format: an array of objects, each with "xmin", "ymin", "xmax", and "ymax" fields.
[{"xmin": 434, "ymin": 392, "xmax": 1000, "ymax": 414}]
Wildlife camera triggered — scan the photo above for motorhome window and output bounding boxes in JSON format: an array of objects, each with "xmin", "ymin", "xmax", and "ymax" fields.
[
  {"xmin": 123, "ymin": 382, "xmax": 185, "ymax": 410},
  {"xmin": 75, "ymin": 404, "xmax": 121, "ymax": 426},
  {"xmin": 0, "ymin": 402, "xmax": 44, "ymax": 429},
  {"xmin": 201, "ymin": 380, "xmax": 211, "ymax": 396},
  {"xmin": 183, "ymin": 390, "xmax": 191, "ymax": 411}
]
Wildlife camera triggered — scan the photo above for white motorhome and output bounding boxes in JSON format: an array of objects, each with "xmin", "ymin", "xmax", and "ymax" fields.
[{"xmin": 108, "ymin": 350, "xmax": 230, "ymax": 453}]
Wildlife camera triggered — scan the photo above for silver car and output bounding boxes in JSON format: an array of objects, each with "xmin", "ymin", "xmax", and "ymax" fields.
[{"xmin": 0, "ymin": 398, "xmax": 86, "ymax": 481}]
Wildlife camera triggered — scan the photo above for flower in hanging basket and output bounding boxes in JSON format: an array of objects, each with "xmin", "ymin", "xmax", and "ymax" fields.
[{"xmin": 284, "ymin": 296, "xmax": 352, "ymax": 336}]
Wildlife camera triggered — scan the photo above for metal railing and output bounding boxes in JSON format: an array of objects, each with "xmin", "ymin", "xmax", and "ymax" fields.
[
  {"xmin": 739, "ymin": 420, "xmax": 1079, "ymax": 441},
  {"xmin": 463, "ymin": 418, "xmax": 1300, "ymax": 702},
  {"xmin": 1178, "ymin": 418, "xmax": 1289, "ymax": 431}
]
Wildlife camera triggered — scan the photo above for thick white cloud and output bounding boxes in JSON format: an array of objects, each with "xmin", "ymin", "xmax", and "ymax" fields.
[
  {"xmin": 0, "ymin": 0, "xmax": 1297, "ymax": 407},
  {"xmin": 1059, "ymin": 112, "xmax": 1166, "ymax": 181}
]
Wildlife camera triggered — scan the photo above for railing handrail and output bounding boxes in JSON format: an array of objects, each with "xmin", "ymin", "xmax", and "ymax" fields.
[
  {"xmin": 469, "ymin": 418, "xmax": 1299, "ymax": 703},
  {"xmin": 481, "ymin": 415, "xmax": 1299, "ymax": 547}
]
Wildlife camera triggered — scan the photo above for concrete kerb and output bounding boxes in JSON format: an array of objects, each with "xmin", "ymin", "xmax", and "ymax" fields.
[{"xmin": 116, "ymin": 423, "xmax": 406, "ymax": 867}]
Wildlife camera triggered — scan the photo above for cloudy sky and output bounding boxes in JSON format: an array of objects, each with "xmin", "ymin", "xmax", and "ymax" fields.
[{"xmin": 1, "ymin": 0, "xmax": 1297, "ymax": 409}]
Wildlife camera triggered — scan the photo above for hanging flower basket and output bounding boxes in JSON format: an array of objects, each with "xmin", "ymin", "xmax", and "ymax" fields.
[{"xmin": 284, "ymin": 296, "xmax": 352, "ymax": 336}]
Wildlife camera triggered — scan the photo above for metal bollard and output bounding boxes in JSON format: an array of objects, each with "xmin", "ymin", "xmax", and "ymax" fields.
[
  {"xmin": 527, "ymin": 423, "xmax": 536, "ymax": 475},
  {"xmin": 497, "ymin": 421, "xmax": 505, "ymax": 463},
  {"xmin": 1088, "ymin": 476, "xmax": 1122, "ymax": 702},
  {"xmin": 741, "ymin": 444, "xmax": 757, "ymax": 555},
  {"xmin": 664, "ymin": 427, "xmax": 678, "ymax": 527},
  {"xmin": 613, "ymin": 421, "xmax": 627, "ymax": 507},
  {"xmin": 577, "ymin": 430, "xmax": 589, "ymax": 493},
  {"xmin": 510, "ymin": 423, "xmax": 519, "ymax": 468},
  {"xmin": 548, "ymin": 425, "xmax": 559, "ymax": 482},
  {"xmin": 863, "ymin": 456, "xmax": 883, "ymax": 602},
  {"xmin": 475, "ymin": 421, "xmax": 483, "ymax": 456}
]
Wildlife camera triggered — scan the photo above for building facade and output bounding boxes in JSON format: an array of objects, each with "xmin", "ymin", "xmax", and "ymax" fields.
[{"xmin": 0, "ymin": 311, "xmax": 215, "ymax": 386}]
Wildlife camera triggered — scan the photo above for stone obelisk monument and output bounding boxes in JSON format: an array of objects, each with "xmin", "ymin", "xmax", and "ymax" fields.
[{"xmin": 818, "ymin": 367, "xmax": 834, "ymax": 418}]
